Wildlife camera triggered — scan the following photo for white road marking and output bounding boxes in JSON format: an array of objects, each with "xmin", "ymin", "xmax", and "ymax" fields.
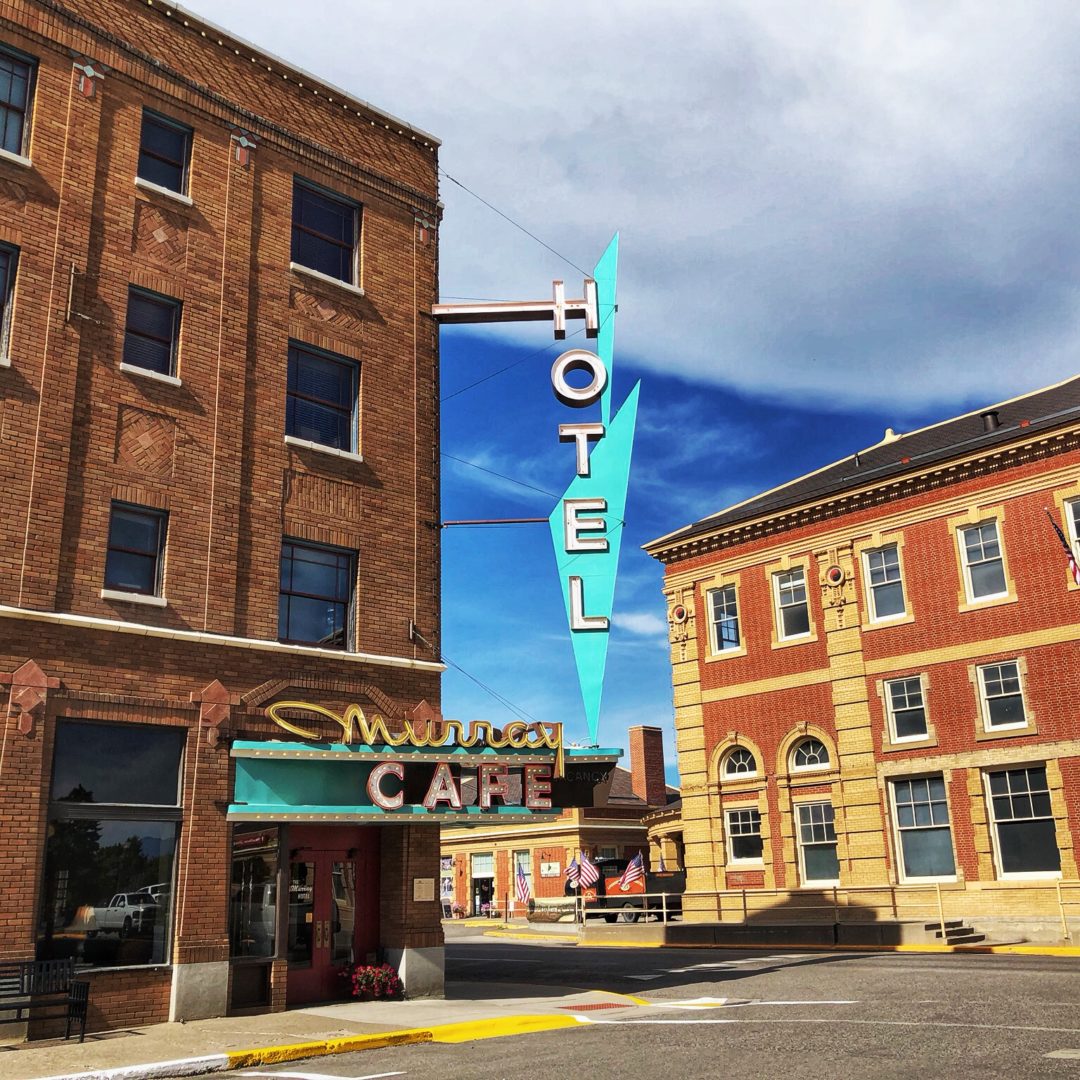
[
  {"xmin": 1046, "ymin": 1049, "xmax": 1080, "ymax": 1059},
  {"xmin": 576, "ymin": 1016, "xmax": 1080, "ymax": 1034},
  {"xmin": 627, "ymin": 955, "xmax": 800, "ymax": 980},
  {"xmin": 721, "ymin": 1000, "xmax": 857, "ymax": 1007},
  {"xmin": 238, "ymin": 1072, "xmax": 405, "ymax": 1079}
]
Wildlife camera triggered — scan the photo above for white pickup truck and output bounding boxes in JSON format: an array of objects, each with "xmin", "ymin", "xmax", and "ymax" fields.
[{"xmin": 88, "ymin": 893, "xmax": 157, "ymax": 937}]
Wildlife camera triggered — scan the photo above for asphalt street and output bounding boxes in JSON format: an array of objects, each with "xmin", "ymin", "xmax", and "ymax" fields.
[{"xmin": 235, "ymin": 933, "xmax": 1080, "ymax": 1080}]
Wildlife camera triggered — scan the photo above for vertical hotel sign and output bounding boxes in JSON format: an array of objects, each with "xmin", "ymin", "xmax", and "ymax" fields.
[{"xmin": 434, "ymin": 235, "xmax": 639, "ymax": 744}]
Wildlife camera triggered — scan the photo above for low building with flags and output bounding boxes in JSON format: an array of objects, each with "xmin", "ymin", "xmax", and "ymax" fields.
[
  {"xmin": 645, "ymin": 375, "xmax": 1080, "ymax": 944},
  {"xmin": 441, "ymin": 725, "xmax": 678, "ymax": 917}
]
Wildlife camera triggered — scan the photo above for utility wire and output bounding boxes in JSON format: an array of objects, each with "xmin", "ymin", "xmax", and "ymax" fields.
[
  {"xmin": 439, "ymin": 650, "xmax": 542, "ymax": 725},
  {"xmin": 441, "ymin": 451, "xmax": 559, "ymax": 499},
  {"xmin": 439, "ymin": 168, "xmax": 590, "ymax": 278}
]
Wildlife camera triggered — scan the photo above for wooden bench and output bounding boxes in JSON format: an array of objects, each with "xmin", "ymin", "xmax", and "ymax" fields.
[{"xmin": 0, "ymin": 960, "xmax": 90, "ymax": 1042}]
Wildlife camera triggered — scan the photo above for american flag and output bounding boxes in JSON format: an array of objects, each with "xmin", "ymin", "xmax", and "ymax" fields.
[
  {"xmin": 1047, "ymin": 510, "xmax": 1080, "ymax": 586},
  {"xmin": 578, "ymin": 851, "xmax": 599, "ymax": 887},
  {"xmin": 565, "ymin": 857, "xmax": 580, "ymax": 886},
  {"xmin": 616, "ymin": 852, "xmax": 646, "ymax": 890},
  {"xmin": 515, "ymin": 862, "xmax": 531, "ymax": 905}
]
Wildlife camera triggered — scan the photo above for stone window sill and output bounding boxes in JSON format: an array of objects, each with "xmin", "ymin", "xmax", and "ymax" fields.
[
  {"xmin": 120, "ymin": 362, "xmax": 182, "ymax": 387},
  {"xmin": 284, "ymin": 435, "xmax": 363, "ymax": 463},
  {"xmin": 289, "ymin": 262, "xmax": 365, "ymax": 298},
  {"xmin": 0, "ymin": 147, "xmax": 31, "ymax": 170},
  {"xmin": 101, "ymin": 588, "xmax": 167, "ymax": 607},
  {"xmin": 135, "ymin": 176, "xmax": 194, "ymax": 207}
]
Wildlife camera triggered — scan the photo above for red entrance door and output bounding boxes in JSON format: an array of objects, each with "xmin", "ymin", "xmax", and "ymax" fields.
[{"xmin": 286, "ymin": 826, "xmax": 379, "ymax": 1006}]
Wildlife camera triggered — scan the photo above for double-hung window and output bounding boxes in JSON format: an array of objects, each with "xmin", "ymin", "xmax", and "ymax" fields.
[
  {"xmin": 0, "ymin": 46, "xmax": 34, "ymax": 157},
  {"xmin": 707, "ymin": 585, "xmax": 740, "ymax": 653},
  {"xmin": 291, "ymin": 180, "xmax": 359, "ymax": 285},
  {"xmin": 891, "ymin": 776, "xmax": 955, "ymax": 880},
  {"xmin": 279, "ymin": 538, "xmax": 355, "ymax": 649},
  {"xmin": 513, "ymin": 850, "xmax": 533, "ymax": 900},
  {"xmin": 986, "ymin": 766, "xmax": 1060, "ymax": 877},
  {"xmin": 137, "ymin": 110, "xmax": 192, "ymax": 195},
  {"xmin": 1067, "ymin": 500, "xmax": 1080, "ymax": 554},
  {"xmin": 864, "ymin": 544, "xmax": 905, "ymax": 621},
  {"xmin": 725, "ymin": 807, "xmax": 763, "ymax": 864},
  {"xmin": 123, "ymin": 288, "xmax": 180, "ymax": 378},
  {"xmin": 977, "ymin": 660, "xmax": 1026, "ymax": 730},
  {"xmin": 796, "ymin": 802, "xmax": 840, "ymax": 884},
  {"xmin": 104, "ymin": 502, "xmax": 167, "ymax": 597},
  {"xmin": 959, "ymin": 520, "xmax": 1007, "ymax": 601},
  {"xmin": 884, "ymin": 676, "xmax": 928, "ymax": 741},
  {"xmin": 773, "ymin": 567, "xmax": 810, "ymax": 640},
  {"xmin": 286, "ymin": 344, "xmax": 358, "ymax": 452}
]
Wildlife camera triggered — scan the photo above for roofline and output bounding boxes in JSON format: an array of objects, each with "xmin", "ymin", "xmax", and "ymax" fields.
[
  {"xmin": 643, "ymin": 372, "xmax": 1080, "ymax": 555},
  {"xmin": 146, "ymin": 0, "xmax": 441, "ymax": 147}
]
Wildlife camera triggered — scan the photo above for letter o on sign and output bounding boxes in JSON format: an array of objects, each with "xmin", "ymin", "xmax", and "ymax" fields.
[{"xmin": 551, "ymin": 349, "xmax": 607, "ymax": 408}]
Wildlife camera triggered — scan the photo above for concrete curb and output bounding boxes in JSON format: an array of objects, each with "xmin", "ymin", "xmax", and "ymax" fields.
[
  {"xmin": 484, "ymin": 930, "xmax": 579, "ymax": 943},
  {"xmin": 34, "ymin": 1014, "xmax": 585, "ymax": 1080}
]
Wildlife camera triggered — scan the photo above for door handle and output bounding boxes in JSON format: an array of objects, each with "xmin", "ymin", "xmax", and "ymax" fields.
[{"xmin": 314, "ymin": 919, "xmax": 324, "ymax": 949}]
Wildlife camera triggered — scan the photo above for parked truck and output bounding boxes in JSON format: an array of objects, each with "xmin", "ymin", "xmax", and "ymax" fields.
[
  {"xmin": 568, "ymin": 857, "xmax": 686, "ymax": 922},
  {"xmin": 88, "ymin": 893, "xmax": 158, "ymax": 938}
]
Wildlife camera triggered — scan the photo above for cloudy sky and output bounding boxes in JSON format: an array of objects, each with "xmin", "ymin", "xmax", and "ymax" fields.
[{"xmin": 188, "ymin": 0, "xmax": 1080, "ymax": 777}]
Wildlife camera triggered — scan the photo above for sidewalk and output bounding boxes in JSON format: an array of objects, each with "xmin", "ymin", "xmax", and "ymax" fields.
[{"xmin": 0, "ymin": 981, "xmax": 637, "ymax": 1080}]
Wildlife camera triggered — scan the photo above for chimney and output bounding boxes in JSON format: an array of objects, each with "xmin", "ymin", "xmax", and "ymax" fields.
[
  {"xmin": 629, "ymin": 726, "xmax": 667, "ymax": 807},
  {"xmin": 980, "ymin": 409, "xmax": 1000, "ymax": 432}
]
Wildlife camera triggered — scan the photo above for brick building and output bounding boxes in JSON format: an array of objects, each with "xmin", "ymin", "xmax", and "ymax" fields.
[
  {"xmin": 0, "ymin": 0, "xmax": 449, "ymax": 1029},
  {"xmin": 441, "ymin": 726, "xmax": 677, "ymax": 917},
  {"xmin": 645, "ymin": 378, "xmax": 1080, "ymax": 941}
]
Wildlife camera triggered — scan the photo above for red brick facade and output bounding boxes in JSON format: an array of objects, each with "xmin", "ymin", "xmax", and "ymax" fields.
[
  {"xmin": 0, "ymin": 0, "xmax": 442, "ymax": 1029},
  {"xmin": 648, "ymin": 389, "xmax": 1080, "ymax": 937}
]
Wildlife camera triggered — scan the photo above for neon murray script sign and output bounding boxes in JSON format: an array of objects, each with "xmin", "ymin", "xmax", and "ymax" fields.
[
  {"xmin": 433, "ymin": 235, "xmax": 639, "ymax": 745},
  {"xmin": 266, "ymin": 700, "xmax": 565, "ymax": 778}
]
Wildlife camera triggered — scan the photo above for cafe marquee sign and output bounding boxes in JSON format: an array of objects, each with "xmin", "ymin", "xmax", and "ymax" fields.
[
  {"xmin": 433, "ymin": 235, "xmax": 639, "ymax": 745},
  {"xmin": 226, "ymin": 701, "xmax": 620, "ymax": 824}
]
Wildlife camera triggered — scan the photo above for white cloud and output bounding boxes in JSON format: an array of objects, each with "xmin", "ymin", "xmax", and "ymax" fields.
[
  {"xmin": 181, "ymin": 1, "xmax": 1080, "ymax": 408},
  {"xmin": 612, "ymin": 611, "xmax": 668, "ymax": 637}
]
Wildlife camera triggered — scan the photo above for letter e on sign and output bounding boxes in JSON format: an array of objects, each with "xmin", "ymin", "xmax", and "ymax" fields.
[
  {"xmin": 525, "ymin": 764, "xmax": 552, "ymax": 809},
  {"xmin": 563, "ymin": 498, "xmax": 609, "ymax": 553}
]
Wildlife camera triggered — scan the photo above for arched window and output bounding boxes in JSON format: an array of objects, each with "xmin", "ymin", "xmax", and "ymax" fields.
[
  {"xmin": 792, "ymin": 737, "xmax": 830, "ymax": 771},
  {"xmin": 723, "ymin": 747, "xmax": 757, "ymax": 777}
]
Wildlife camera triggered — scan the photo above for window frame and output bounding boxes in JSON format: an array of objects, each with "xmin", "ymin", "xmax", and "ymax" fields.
[
  {"xmin": 983, "ymin": 765, "xmax": 1061, "ymax": 881},
  {"xmin": 285, "ymin": 342, "xmax": 360, "ymax": 454},
  {"xmin": 790, "ymin": 737, "xmax": 830, "ymax": 773},
  {"xmin": 958, "ymin": 519, "xmax": 1008, "ymax": 603},
  {"xmin": 772, "ymin": 565, "xmax": 811, "ymax": 642},
  {"xmin": 291, "ymin": 178, "xmax": 360, "ymax": 286},
  {"xmin": 0, "ymin": 241, "xmax": 18, "ymax": 363},
  {"xmin": 103, "ymin": 501, "xmax": 168, "ymax": 598},
  {"xmin": 883, "ymin": 675, "xmax": 930, "ymax": 744},
  {"xmin": 722, "ymin": 747, "xmax": 758, "ymax": 780},
  {"xmin": 795, "ymin": 800, "xmax": 840, "ymax": 886},
  {"xmin": 0, "ymin": 44, "xmax": 36, "ymax": 159},
  {"xmin": 706, "ymin": 583, "xmax": 741, "ymax": 655},
  {"xmin": 137, "ymin": 109, "xmax": 193, "ymax": 196},
  {"xmin": 863, "ymin": 543, "xmax": 906, "ymax": 624},
  {"xmin": 889, "ymin": 774, "xmax": 957, "ymax": 883},
  {"xmin": 122, "ymin": 286, "xmax": 181, "ymax": 379},
  {"xmin": 725, "ymin": 806, "xmax": 764, "ymax": 865},
  {"xmin": 976, "ymin": 659, "xmax": 1028, "ymax": 733},
  {"xmin": 278, "ymin": 537, "xmax": 357, "ymax": 651}
]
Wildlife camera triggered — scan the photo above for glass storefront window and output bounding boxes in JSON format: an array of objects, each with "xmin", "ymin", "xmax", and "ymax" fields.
[
  {"xmin": 37, "ymin": 720, "xmax": 184, "ymax": 969},
  {"xmin": 230, "ymin": 826, "xmax": 279, "ymax": 958},
  {"xmin": 288, "ymin": 861, "xmax": 315, "ymax": 965}
]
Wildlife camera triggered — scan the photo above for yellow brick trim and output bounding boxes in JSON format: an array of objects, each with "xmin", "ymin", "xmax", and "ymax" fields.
[
  {"xmin": 701, "ymin": 665, "xmax": 832, "ymax": 703},
  {"xmin": 863, "ymin": 621, "xmax": 1080, "ymax": 675}
]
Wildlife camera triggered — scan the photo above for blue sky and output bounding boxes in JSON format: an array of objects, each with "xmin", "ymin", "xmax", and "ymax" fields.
[{"xmin": 180, "ymin": 0, "xmax": 1080, "ymax": 781}]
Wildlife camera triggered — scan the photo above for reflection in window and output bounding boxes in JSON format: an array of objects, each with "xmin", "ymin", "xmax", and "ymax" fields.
[
  {"xmin": 278, "ymin": 538, "xmax": 355, "ymax": 649},
  {"xmin": 774, "ymin": 567, "xmax": 810, "ymax": 639},
  {"xmin": 708, "ymin": 585, "xmax": 740, "ymax": 652},
  {"xmin": 892, "ymin": 775, "xmax": 955, "ymax": 879},
  {"xmin": 288, "ymin": 861, "xmax": 314, "ymax": 966},
  {"xmin": 230, "ymin": 827, "xmax": 279, "ymax": 958},
  {"xmin": 987, "ymin": 766, "xmax": 1060, "ymax": 876}
]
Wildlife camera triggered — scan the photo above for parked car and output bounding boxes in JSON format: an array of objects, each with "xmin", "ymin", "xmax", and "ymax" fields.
[{"xmin": 88, "ymin": 893, "xmax": 157, "ymax": 938}]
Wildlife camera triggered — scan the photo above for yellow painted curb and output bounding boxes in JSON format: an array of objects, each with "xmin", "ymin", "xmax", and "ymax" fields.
[
  {"xmin": 226, "ymin": 1028, "xmax": 433, "ymax": 1069},
  {"xmin": 428, "ymin": 1014, "xmax": 584, "ymax": 1044},
  {"xmin": 484, "ymin": 930, "xmax": 578, "ymax": 943}
]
